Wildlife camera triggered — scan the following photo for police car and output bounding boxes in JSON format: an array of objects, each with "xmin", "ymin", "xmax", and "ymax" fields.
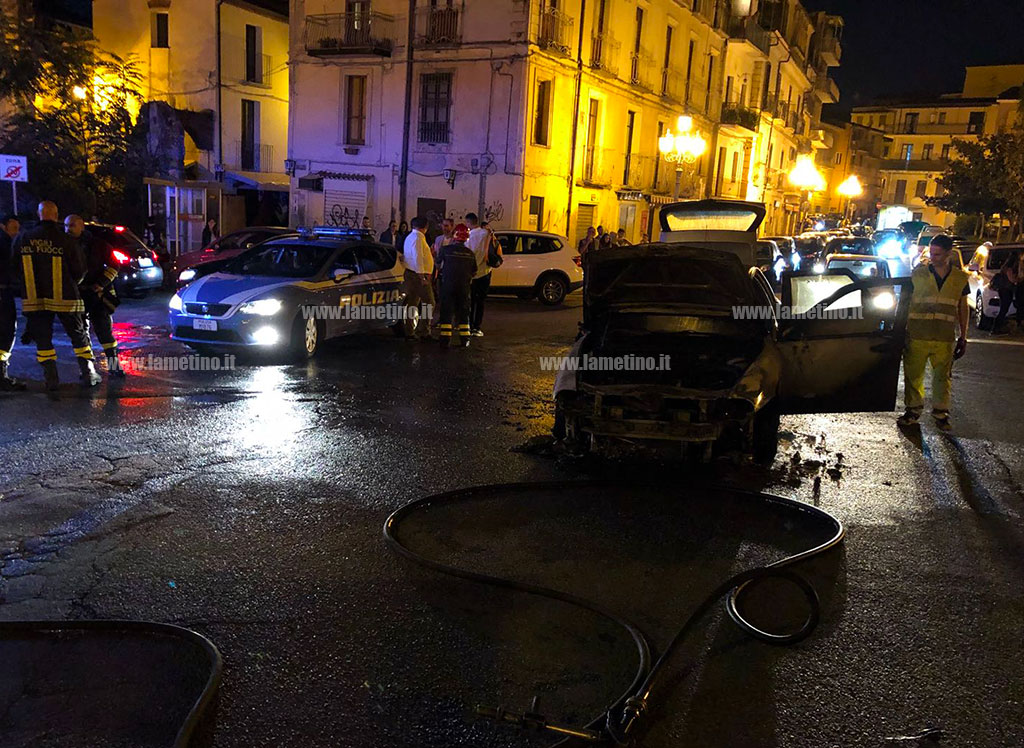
[{"xmin": 168, "ymin": 228, "xmax": 405, "ymax": 358}]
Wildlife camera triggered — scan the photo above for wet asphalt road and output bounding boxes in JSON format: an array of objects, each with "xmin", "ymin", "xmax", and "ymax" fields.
[{"xmin": 1, "ymin": 290, "xmax": 1023, "ymax": 748}]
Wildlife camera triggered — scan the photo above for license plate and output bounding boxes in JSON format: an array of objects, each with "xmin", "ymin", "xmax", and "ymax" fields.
[
  {"xmin": 193, "ymin": 318, "xmax": 218, "ymax": 331},
  {"xmin": 138, "ymin": 257, "xmax": 154, "ymax": 267}
]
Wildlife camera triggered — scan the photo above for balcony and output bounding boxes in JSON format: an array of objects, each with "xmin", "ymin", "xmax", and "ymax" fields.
[
  {"xmin": 242, "ymin": 53, "xmax": 272, "ymax": 87},
  {"xmin": 622, "ymin": 154, "xmax": 654, "ymax": 190},
  {"xmin": 304, "ymin": 12, "xmax": 396, "ymax": 57},
  {"xmin": 818, "ymin": 34, "xmax": 841, "ymax": 66},
  {"xmin": 660, "ymin": 67, "xmax": 685, "ymax": 102},
  {"xmin": 880, "ymin": 158, "xmax": 948, "ymax": 172},
  {"xmin": 415, "ymin": 5, "xmax": 461, "ymax": 46},
  {"xmin": 720, "ymin": 101, "xmax": 759, "ymax": 133},
  {"xmin": 813, "ymin": 73, "xmax": 839, "ymax": 103},
  {"xmin": 581, "ymin": 147, "xmax": 616, "ymax": 188},
  {"xmin": 590, "ymin": 33, "xmax": 620, "ymax": 77},
  {"xmin": 629, "ymin": 49, "xmax": 654, "ymax": 91},
  {"xmin": 535, "ymin": 5, "xmax": 574, "ymax": 56},
  {"xmin": 232, "ymin": 141, "xmax": 275, "ymax": 173},
  {"xmin": 895, "ymin": 122, "xmax": 980, "ymax": 135},
  {"xmin": 727, "ymin": 18, "xmax": 771, "ymax": 57}
]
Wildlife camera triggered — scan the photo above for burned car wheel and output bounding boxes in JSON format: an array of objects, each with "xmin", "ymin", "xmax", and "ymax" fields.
[{"xmin": 752, "ymin": 405, "xmax": 781, "ymax": 465}]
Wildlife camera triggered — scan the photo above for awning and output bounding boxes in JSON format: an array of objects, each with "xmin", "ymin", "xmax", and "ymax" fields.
[{"xmin": 224, "ymin": 170, "xmax": 291, "ymax": 193}]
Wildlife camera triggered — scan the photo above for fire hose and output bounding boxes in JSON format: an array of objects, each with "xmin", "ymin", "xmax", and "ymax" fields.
[{"xmin": 383, "ymin": 481, "xmax": 845, "ymax": 746}]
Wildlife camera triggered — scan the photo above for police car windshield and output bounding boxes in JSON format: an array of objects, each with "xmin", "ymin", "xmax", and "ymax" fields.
[{"xmin": 230, "ymin": 243, "xmax": 335, "ymax": 278}]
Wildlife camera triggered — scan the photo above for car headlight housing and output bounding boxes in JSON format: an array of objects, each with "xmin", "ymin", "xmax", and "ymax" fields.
[
  {"xmin": 178, "ymin": 268, "xmax": 197, "ymax": 283},
  {"xmin": 813, "ymin": 262, "xmax": 825, "ymax": 274},
  {"xmin": 169, "ymin": 292, "xmax": 183, "ymax": 311},
  {"xmin": 238, "ymin": 298, "xmax": 283, "ymax": 316}
]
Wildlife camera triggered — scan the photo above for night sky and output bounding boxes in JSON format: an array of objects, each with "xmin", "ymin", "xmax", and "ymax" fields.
[{"xmin": 805, "ymin": 0, "xmax": 1024, "ymax": 108}]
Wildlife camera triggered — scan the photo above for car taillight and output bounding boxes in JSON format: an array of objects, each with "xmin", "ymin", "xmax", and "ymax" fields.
[
  {"xmin": 111, "ymin": 249, "xmax": 131, "ymax": 264},
  {"xmin": 151, "ymin": 250, "xmax": 159, "ymax": 262},
  {"xmin": 573, "ymin": 255, "xmax": 582, "ymax": 268},
  {"xmin": 113, "ymin": 225, "xmax": 126, "ymax": 233}
]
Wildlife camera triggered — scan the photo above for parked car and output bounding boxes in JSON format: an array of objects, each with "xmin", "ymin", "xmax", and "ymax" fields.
[
  {"xmin": 794, "ymin": 234, "xmax": 826, "ymax": 265},
  {"xmin": 174, "ymin": 226, "xmax": 292, "ymax": 288},
  {"xmin": 910, "ymin": 225, "xmax": 949, "ymax": 264},
  {"xmin": 86, "ymin": 223, "xmax": 164, "ymax": 297},
  {"xmin": 815, "ymin": 237, "xmax": 877, "ymax": 271},
  {"xmin": 553, "ymin": 200, "xmax": 911, "ymax": 463},
  {"xmin": 825, "ymin": 253, "xmax": 892, "ymax": 280},
  {"xmin": 763, "ymin": 235, "xmax": 801, "ymax": 271},
  {"xmin": 966, "ymin": 243, "xmax": 1023, "ymax": 330},
  {"xmin": 490, "ymin": 230, "xmax": 584, "ymax": 305},
  {"xmin": 169, "ymin": 228, "xmax": 404, "ymax": 358}
]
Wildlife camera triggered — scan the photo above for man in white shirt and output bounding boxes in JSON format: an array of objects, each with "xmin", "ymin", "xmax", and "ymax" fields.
[
  {"xmin": 400, "ymin": 216, "xmax": 435, "ymax": 339},
  {"xmin": 465, "ymin": 212, "xmax": 499, "ymax": 337},
  {"xmin": 432, "ymin": 218, "xmax": 455, "ymax": 258}
]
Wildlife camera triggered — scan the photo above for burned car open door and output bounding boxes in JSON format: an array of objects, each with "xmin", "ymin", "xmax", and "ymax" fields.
[{"xmin": 774, "ymin": 270, "xmax": 911, "ymax": 414}]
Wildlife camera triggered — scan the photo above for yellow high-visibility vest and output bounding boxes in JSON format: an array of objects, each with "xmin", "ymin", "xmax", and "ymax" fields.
[{"xmin": 907, "ymin": 263, "xmax": 968, "ymax": 342}]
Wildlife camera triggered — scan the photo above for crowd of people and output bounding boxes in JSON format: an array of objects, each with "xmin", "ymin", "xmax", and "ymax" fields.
[
  {"xmin": 576, "ymin": 225, "xmax": 633, "ymax": 257},
  {"xmin": 0, "ymin": 201, "xmax": 124, "ymax": 392},
  {"xmin": 396, "ymin": 212, "xmax": 503, "ymax": 346}
]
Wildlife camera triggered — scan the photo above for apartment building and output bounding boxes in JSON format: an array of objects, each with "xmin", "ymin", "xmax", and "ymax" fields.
[
  {"xmin": 718, "ymin": 4, "xmax": 842, "ymax": 234},
  {"xmin": 852, "ymin": 64, "xmax": 1023, "ymax": 228},
  {"xmin": 812, "ymin": 118, "xmax": 889, "ymax": 221},
  {"xmin": 289, "ymin": 0, "xmax": 740, "ymax": 245},
  {"xmin": 92, "ymin": 0, "xmax": 290, "ymax": 253}
]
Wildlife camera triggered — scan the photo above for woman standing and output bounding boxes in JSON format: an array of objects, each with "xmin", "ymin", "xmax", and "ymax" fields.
[{"xmin": 201, "ymin": 218, "xmax": 219, "ymax": 249}]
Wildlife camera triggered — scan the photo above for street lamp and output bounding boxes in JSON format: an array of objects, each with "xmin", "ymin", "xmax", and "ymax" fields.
[
  {"xmin": 837, "ymin": 174, "xmax": 863, "ymax": 224},
  {"xmin": 788, "ymin": 154, "xmax": 825, "ymax": 233},
  {"xmin": 72, "ymin": 85, "xmax": 88, "ymax": 101},
  {"xmin": 659, "ymin": 115, "xmax": 707, "ymax": 200}
]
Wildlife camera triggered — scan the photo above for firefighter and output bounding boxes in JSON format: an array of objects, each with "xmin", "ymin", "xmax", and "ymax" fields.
[
  {"xmin": 898, "ymin": 234, "xmax": 969, "ymax": 431},
  {"xmin": 0, "ymin": 215, "xmax": 26, "ymax": 390},
  {"xmin": 12, "ymin": 201, "xmax": 101, "ymax": 390},
  {"xmin": 65, "ymin": 214, "xmax": 124, "ymax": 377},
  {"xmin": 435, "ymin": 223, "xmax": 477, "ymax": 348}
]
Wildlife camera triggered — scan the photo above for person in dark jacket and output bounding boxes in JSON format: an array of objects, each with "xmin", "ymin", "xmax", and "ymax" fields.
[
  {"xmin": 13, "ymin": 201, "xmax": 100, "ymax": 390},
  {"xmin": 201, "ymin": 218, "xmax": 219, "ymax": 248},
  {"xmin": 0, "ymin": 215, "xmax": 26, "ymax": 390},
  {"xmin": 435, "ymin": 223, "xmax": 477, "ymax": 348},
  {"xmin": 65, "ymin": 214, "xmax": 124, "ymax": 377}
]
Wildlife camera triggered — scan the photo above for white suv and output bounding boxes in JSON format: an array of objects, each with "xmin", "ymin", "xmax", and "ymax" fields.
[
  {"xmin": 967, "ymin": 243, "xmax": 1022, "ymax": 330},
  {"xmin": 491, "ymin": 231, "xmax": 584, "ymax": 305}
]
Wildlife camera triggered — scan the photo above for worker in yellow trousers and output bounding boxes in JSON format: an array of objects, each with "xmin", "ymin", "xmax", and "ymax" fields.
[{"xmin": 898, "ymin": 234, "xmax": 969, "ymax": 431}]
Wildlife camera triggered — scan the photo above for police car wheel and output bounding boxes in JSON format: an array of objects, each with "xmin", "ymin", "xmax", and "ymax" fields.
[
  {"xmin": 290, "ymin": 316, "xmax": 321, "ymax": 359},
  {"xmin": 537, "ymin": 273, "xmax": 568, "ymax": 306}
]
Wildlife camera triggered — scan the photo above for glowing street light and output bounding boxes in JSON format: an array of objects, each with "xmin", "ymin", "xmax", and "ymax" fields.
[
  {"xmin": 659, "ymin": 115, "xmax": 707, "ymax": 200},
  {"xmin": 837, "ymin": 174, "xmax": 863, "ymax": 223},
  {"xmin": 72, "ymin": 85, "xmax": 88, "ymax": 100},
  {"xmin": 788, "ymin": 154, "xmax": 825, "ymax": 232}
]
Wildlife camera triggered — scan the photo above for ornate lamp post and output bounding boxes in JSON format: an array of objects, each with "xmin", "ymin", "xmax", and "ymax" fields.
[
  {"xmin": 788, "ymin": 154, "xmax": 825, "ymax": 233},
  {"xmin": 658, "ymin": 115, "xmax": 707, "ymax": 200},
  {"xmin": 837, "ymin": 174, "xmax": 864, "ymax": 224}
]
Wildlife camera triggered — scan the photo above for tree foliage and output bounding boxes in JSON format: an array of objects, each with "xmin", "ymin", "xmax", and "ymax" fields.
[{"xmin": 0, "ymin": 12, "xmax": 149, "ymax": 227}]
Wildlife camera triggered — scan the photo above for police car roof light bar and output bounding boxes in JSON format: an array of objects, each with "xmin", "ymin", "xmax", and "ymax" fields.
[{"xmin": 297, "ymin": 225, "xmax": 373, "ymax": 240}]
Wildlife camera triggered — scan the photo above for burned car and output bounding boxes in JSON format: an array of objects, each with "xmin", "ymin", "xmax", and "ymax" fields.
[{"xmin": 553, "ymin": 199, "xmax": 910, "ymax": 462}]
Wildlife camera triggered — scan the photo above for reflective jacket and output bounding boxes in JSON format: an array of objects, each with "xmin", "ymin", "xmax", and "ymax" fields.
[
  {"xmin": 75, "ymin": 230, "xmax": 119, "ymax": 312},
  {"xmin": 907, "ymin": 263, "xmax": 968, "ymax": 342},
  {"xmin": 13, "ymin": 220, "xmax": 86, "ymax": 313}
]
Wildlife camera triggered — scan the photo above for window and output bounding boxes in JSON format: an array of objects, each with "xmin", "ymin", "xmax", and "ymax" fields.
[
  {"xmin": 938, "ymin": 112, "xmax": 946, "ymax": 124},
  {"xmin": 968, "ymin": 111, "xmax": 985, "ymax": 134},
  {"xmin": 653, "ymin": 121, "xmax": 663, "ymax": 187},
  {"xmin": 901, "ymin": 144, "xmax": 913, "ymax": 160},
  {"xmin": 418, "ymin": 72, "xmax": 452, "ymax": 143},
  {"xmin": 686, "ymin": 41, "xmax": 696, "ymax": 102},
  {"xmin": 904, "ymin": 112, "xmax": 918, "ymax": 133},
  {"xmin": 894, "ymin": 179, "xmax": 907, "ymax": 204},
  {"xmin": 633, "ymin": 7, "xmax": 644, "ymax": 55},
  {"xmin": 345, "ymin": 75, "xmax": 367, "ymax": 145},
  {"xmin": 533, "ymin": 79, "xmax": 552, "ymax": 146},
  {"xmin": 922, "ymin": 143, "xmax": 933, "ymax": 160},
  {"xmin": 705, "ymin": 55, "xmax": 715, "ymax": 113},
  {"xmin": 941, "ymin": 143, "xmax": 951, "ymax": 159},
  {"xmin": 497, "ymin": 235, "xmax": 521, "ymax": 254},
  {"xmin": 584, "ymin": 98, "xmax": 600, "ymax": 182},
  {"xmin": 724, "ymin": 75, "xmax": 733, "ymax": 104},
  {"xmin": 661, "ymin": 25, "xmax": 673, "ymax": 95},
  {"xmin": 151, "ymin": 12, "xmax": 169, "ymax": 48},
  {"xmin": 730, "ymin": 151, "xmax": 739, "ymax": 182},
  {"xmin": 523, "ymin": 236, "xmax": 561, "ymax": 254},
  {"xmin": 623, "ymin": 110, "xmax": 636, "ymax": 183},
  {"xmin": 354, "ymin": 244, "xmax": 395, "ymax": 273},
  {"xmin": 835, "ymin": 152, "xmax": 843, "ymax": 164},
  {"xmin": 915, "ymin": 180, "xmax": 928, "ymax": 199},
  {"xmin": 241, "ymin": 99, "xmax": 259, "ymax": 170},
  {"xmin": 528, "ymin": 196, "xmax": 544, "ymax": 231},
  {"xmin": 245, "ymin": 24, "xmax": 263, "ymax": 84}
]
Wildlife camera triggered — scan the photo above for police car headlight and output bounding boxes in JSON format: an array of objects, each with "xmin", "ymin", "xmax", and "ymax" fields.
[
  {"xmin": 239, "ymin": 298, "xmax": 283, "ymax": 316},
  {"xmin": 178, "ymin": 268, "xmax": 197, "ymax": 283},
  {"xmin": 169, "ymin": 293, "xmax": 183, "ymax": 311}
]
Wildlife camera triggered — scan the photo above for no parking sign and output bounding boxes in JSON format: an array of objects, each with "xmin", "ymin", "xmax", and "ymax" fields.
[{"xmin": 1, "ymin": 154, "xmax": 28, "ymax": 183}]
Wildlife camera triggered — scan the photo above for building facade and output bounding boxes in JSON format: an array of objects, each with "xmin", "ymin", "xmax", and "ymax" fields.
[
  {"xmin": 288, "ymin": 0, "xmax": 843, "ymax": 243},
  {"xmin": 852, "ymin": 64, "xmax": 1023, "ymax": 229},
  {"xmin": 92, "ymin": 0, "xmax": 290, "ymax": 253}
]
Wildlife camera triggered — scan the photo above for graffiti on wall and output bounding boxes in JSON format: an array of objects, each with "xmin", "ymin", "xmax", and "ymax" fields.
[{"xmin": 483, "ymin": 201, "xmax": 504, "ymax": 223}]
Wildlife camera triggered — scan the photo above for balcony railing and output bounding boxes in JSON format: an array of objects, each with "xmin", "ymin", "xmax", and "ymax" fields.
[
  {"xmin": 590, "ymin": 33, "xmax": 620, "ymax": 77},
  {"xmin": 660, "ymin": 67, "xmax": 685, "ymax": 102},
  {"xmin": 880, "ymin": 158, "xmax": 948, "ymax": 172},
  {"xmin": 727, "ymin": 18, "xmax": 771, "ymax": 56},
  {"xmin": 721, "ymin": 101, "xmax": 760, "ymax": 132},
  {"xmin": 243, "ymin": 53, "xmax": 272, "ymax": 87},
  {"xmin": 418, "ymin": 121, "xmax": 450, "ymax": 145},
  {"xmin": 536, "ymin": 5, "xmax": 574, "ymax": 56},
  {"xmin": 818, "ymin": 33, "xmax": 841, "ymax": 66},
  {"xmin": 304, "ymin": 12, "xmax": 396, "ymax": 57},
  {"xmin": 895, "ymin": 122, "xmax": 980, "ymax": 135},
  {"xmin": 623, "ymin": 154, "xmax": 654, "ymax": 190},
  {"xmin": 415, "ymin": 5, "xmax": 461, "ymax": 46},
  {"xmin": 581, "ymin": 147, "xmax": 616, "ymax": 187},
  {"xmin": 629, "ymin": 49, "xmax": 654, "ymax": 91},
  {"xmin": 232, "ymin": 141, "xmax": 275, "ymax": 173}
]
